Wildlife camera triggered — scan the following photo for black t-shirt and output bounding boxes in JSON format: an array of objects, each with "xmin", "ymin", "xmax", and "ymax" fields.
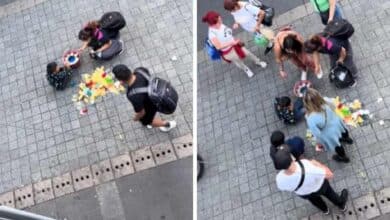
[
  {"xmin": 126, "ymin": 67, "xmax": 154, "ymax": 113},
  {"xmin": 88, "ymin": 29, "xmax": 110, "ymax": 51}
]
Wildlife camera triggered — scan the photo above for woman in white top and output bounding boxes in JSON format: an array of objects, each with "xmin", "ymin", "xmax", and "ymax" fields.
[
  {"xmin": 274, "ymin": 146, "xmax": 348, "ymax": 215},
  {"xmin": 202, "ymin": 11, "xmax": 267, "ymax": 78},
  {"xmin": 224, "ymin": 0, "xmax": 274, "ymax": 55}
]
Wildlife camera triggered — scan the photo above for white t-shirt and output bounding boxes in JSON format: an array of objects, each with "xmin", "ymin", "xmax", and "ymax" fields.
[
  {"xmin": 276, "ymin": 159, "xmax": 326, "ymax": 196},
  {"xmin": 232, "ymin": 2, "xmax": 260, "ymax": 33},
  {"xmin": 208, "ymin": 24, "xmax": 234, "ymax": 51}
]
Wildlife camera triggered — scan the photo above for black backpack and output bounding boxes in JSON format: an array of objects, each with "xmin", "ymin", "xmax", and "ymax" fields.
[
  {"xmin": 128, "ymin": 68, "xmax": 178, "ymax": 114},
  {"xmin": 329, "ymin": 64, "xmax": 355, "ymax": 88},
  {"xmin": 248, "ymin": 0, "xmax": 275, "ymax": 26},
  {"xmin": 323, "ymin": 19, "xmax": 354, "ymax": 40},
  {"xmin": 99, "ymin": 12, "xmax": 126, "ymax": 32}
]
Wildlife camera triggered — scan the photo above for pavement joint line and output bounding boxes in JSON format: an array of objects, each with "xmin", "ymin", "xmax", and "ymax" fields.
[
  {"xmin": 0, "ymin": 0, "xmax": 48, "ymax": 18},
  {"xmin": 0, "ymin": 133, "xmax": 193, "ymax": 209}
]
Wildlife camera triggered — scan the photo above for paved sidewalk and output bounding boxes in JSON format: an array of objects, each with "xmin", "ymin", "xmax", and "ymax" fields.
[
  {"xmin": 0, "ymin": 0, "xmax": 192, "ymax": 194},
  {"xmin": 197, "ymin": 0, "xmax": 390, "ymax": 219},
  {"xmin": 26, "ymin": 157, "xmax": 193, "ymax": 220}
]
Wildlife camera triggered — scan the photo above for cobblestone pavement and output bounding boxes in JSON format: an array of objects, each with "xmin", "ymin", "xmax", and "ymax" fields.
[
  {"xmin": 0, "ymin": 0, "xmax": 192, "ymax": 194},
  {"xmin": 197, "ymin": 0, "xmax": 390, "ymax": 219}
]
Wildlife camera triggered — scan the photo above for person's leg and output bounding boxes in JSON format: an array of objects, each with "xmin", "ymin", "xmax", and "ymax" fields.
[
  {"xmin": 340, "ymin": 127, "xmax": 353, "ymax": 144},
  {"xmin": 241, "ymin": 47, "xmax": 267, "ymax": 68},
  {"xmin": 344, "ymin": 42, "xmax": 358, "ymax": 77},
  {"xmin": 301, "ymin": 194, "xmax": 329, "ymax": 212},
  {"xmin": 334, "ymin": 4, "xmax": 344, "ymax": 20},
  {"xmin": 293, "ymin": 98, "xmax": 305, "ymax": 121},
  {"xmin": 333, "ymin": 145, "xmax": 350, "ymax": 162},
  {"xmin": 321, "ymin": 180, "xmax": 348, "ymax": 210},
  {"xmin": 224, "ymin": 49, "xmax": 255, "ymax": 77}
]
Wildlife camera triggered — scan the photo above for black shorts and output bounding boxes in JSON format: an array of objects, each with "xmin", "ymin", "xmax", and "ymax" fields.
[{"xmin": 140, "ymin": 106, "xmax": 158, "ymax": 126}]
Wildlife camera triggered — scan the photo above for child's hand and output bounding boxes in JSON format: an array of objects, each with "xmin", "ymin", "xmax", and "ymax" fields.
[{"xmin": 232, "ymin": 23, "xmax": 239, "ymax": 30}]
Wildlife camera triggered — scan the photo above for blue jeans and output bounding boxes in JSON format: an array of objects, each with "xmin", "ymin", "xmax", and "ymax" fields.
[
  {"xmin": 293, "ymin": 98, "xmax": 305, "ymax": 121},
  {"xmin": 319, "ymin": 4, "xmax": 344, "ymax": 25}
]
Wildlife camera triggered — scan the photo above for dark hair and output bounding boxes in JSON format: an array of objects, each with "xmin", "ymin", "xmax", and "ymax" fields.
[
  {"xmin": 304, "ymin": 35, "xmax": 323, "ymax": 54},
  {"xmin": 46, "ymin": 62, "xmax": 58, "ymax": 75},
  {"xmin": 224, "ymin": 0, "xmax": 239, "ymax": 11},
  {"xmin": 283, "ymin": 35, "xmax": 303, "ymax": 54},
  {"xmin": 274, "ymin": 146, "xmax": 292, "ymax": 170},
  {"xmin": 278, "ymin": 96, "xmax": 291, "ymax": 108},
  {"xmin": 202, "ymin": 11, "xmax": 220, "ymax": 26},
  {"xmin": 271, "ymin": 130, "xmax": 285, "ymax": 147},
  {"xmin": 112, "ymin": 64, "xmax": 132, "ymax": 82},
  {"xmin": 78, "ymin": 29, "xmax": 94, "ymax": 41}
]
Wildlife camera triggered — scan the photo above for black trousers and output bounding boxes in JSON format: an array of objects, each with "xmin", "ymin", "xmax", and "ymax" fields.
[
  {"xmin": 335, "ymin": 130, "xmax": 351, "ymax": 157},
  {"xmin": 300, "ymin": 180, "xmax": 344, "ymax": 211}
]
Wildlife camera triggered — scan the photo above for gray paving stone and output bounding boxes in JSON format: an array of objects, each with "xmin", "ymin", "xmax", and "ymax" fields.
[
  {"xmin": 71, "ymin": 166, "xmax": 94, "ymax": 191},
  {"xmin": 130, "ymin": 147, "xmax": 156, "ymax": 172},
  {"xmin": 0, "ymin": 191, "xmax": 15, "ymax": 208},
  {"xmin": 110, "ymin": 153, "xmax": 135, "ymax": 178},
  {"xmin": 353, "ymin": 194, "xmax": 380, "ymax": 219},
  {"xmin": 52, "ymin": 173, "xmax": 74, "ymax": 197},
  {"xmin": 14, "ymin": 184, "xmax": 34, "ymax": 209},
  {"xmin": 33, "ymin": 178, "xmax": 54, "ymax": 204},
  {"xmin": 375, "ymin": 187, "xmax": 390, "ymax": 215}
]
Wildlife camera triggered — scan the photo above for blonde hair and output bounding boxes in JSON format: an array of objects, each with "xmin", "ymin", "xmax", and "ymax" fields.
[{"xmin": 303, "ymin": 88, "xmax": 326, "ymax": 114}]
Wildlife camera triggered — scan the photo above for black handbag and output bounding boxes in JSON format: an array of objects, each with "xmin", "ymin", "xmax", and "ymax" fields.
[{"xmin": 248, "ymin": 0, "xmax": 275, "ymax": 26}]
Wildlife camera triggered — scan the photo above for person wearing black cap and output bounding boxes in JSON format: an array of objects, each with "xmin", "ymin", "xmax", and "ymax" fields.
[{"xmin": 274, "ymin": 147, "xmax": 348, "ymax": 214}]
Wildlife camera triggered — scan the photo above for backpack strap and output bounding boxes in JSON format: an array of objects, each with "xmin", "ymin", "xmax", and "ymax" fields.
[
  {"xmin": 134, "ymin": 68, "xmax": 152, "ymax": 82},
  {"xmin": 294, "ymin": 160, "xmax": 305, "ymax": 191},
  {"xmin": 128, "ymin": 87, "xmax": 149, "ymax": 96}
]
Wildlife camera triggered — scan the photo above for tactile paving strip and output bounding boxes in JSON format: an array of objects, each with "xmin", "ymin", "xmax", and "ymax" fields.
[
  {"xmin": 72, "ymin": 166, "xmax": 94, "ymax": 191},
  {"xmin": 353, "ymin": 194, "xmax": 380, "ymax": 219},
  {"xmin": 0, "ymin": 191, "xmax": 15, "ymax": 208},
  {"xmin": 171, "ymin": 134, "xmax": 193, "ymax": 158},
  {"xmin": 14, "ymin": 185, "xmax": 34, "ymax": 209},
  {"xmin": 332, "ymin": 201, "xmax": 358, "ymax": 220},
  {"xmin": 150, "ymin": 142, "xmax": 177, "ymax": 165},
  {"xmin": 110, "ymin": 153, "xmax": 135, "ymax": 178},
  {"xmin": 33, "ymin": 179, "xmax": 54, "ymax": 204},
  {"xmin": 92, "ymin": 159, "xmax": 114, "ymax": 185},
  {"xmin": 131, "ymin": 147, "xmax": 156, "ymax": 172},
  {"xmin": 53, "ymin": 173, "xmax": 74, "ymax": 197},
  {"xmin": 376, "ymin": 187, "xmax": 390, "ymax": 215}
]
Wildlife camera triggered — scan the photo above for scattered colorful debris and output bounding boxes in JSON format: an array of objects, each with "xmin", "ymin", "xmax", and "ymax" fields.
[
  {"xmin": 329, "ymin": 96, "xmax": 370, "ymax": 127},
  {"xmin": 72, "ymin": 66, "xmax": 124, "ymax": 115}
]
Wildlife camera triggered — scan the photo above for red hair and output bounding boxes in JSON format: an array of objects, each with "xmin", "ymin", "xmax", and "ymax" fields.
[{"xmin": 202, "ymin": 11, "xmax": 220, "ymax": 26}]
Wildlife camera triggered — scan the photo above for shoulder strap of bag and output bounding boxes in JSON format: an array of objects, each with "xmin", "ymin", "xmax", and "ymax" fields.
[
  {"xmin": 294, "ymin": 160, "xmax": 305, "ymax": 191},
  {"xmin": 313, "ymin": 0, "xmax": 322, "ymax": 12},
  {"xmin": 128, "ymin": 69, "xmax": 152, "ymax": 96},
  {"xmin": 318, "ymin": 107, "xmax": 328, "ymax": 130}
]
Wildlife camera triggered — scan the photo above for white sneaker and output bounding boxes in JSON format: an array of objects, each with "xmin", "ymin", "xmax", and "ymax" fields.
[
  {"xmin": 146, "ymin": 125, "xmax": 153, "ymax": 129},
  {"xmin": 159, "ymin": 120, "xmax": 177, "ymax": 132},
  {"xmin": 256, "ymin": 61, "xmax": 267, "ymax": 68},
  {"xmin": 244, "ymin": 68, "xmax": 255, "ymax": 78},
  {"xmin": 316, "ymin": 69, "xmax": 323, "ymax": 79},
  {"xmin": 301, "ymin": 71, "xmax": 307, "ymax": 81}
]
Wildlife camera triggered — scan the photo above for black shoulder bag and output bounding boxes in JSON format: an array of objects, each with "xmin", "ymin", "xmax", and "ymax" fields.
[{"xmin": 294, "ymin": 160, "xmax": 305, "ymax": 191}]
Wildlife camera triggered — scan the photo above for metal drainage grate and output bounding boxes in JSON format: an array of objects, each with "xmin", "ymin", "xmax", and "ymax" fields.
[
  {"xmin": 33, "ymin": 179, "xmax": 54, "ymax": 204},
  {"xmin": 110, "ymin": 153, "xmax": 135, "ymax": 178},
  {"xmin": 376, "ymin": 187, "xmax": 390, "ymax": 215},
  {"xmin": 0, "ymin": 191, "xmax": 15, "ymax": 208},
  {"xmin": 332, "ymin": 201, "xmax": 357, "ymax": 220},
  {"xmin": 92, "ymin": 159, "xmax": 114, "ymax": 185},
  {"xmin": 130, "ymin": 147, "xmax": 156, "ymax": 172},
  {"xmin": 72, "ymin": 167, "xmax": 94, "ymax": 191},
  {"xmin": 52, "ymin": 173, "xmax": 74, "ymax": 197},
  {"xmin": 14, "ymin": 185, "xmax": 34, "ymax": 209},
  {"xmin": 151, "ymin": 142, "xmax": 177, "ymax": 165},
  {"xmin": 353, "ymin": 194, "xmax": 380, "ymax": 219},
  {"xmin": 171, "ymin": 134, "xmax": 193, "ymax": 159}
]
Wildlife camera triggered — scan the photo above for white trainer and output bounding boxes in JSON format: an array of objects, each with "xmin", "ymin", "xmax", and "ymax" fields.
[
  {"xmin": 159, "ymin": 120, "xmax": 177, "ymax": 132},
  {"xmin": 245, "ymin": 68, "xmax": 255, "ymax": 78},
  {"xmin": 256, "ymin": 61, "xmax": 267, "ymax": 68},
  {"xmin": 316, "ymin": 69, "xmax": 323, "ymax": 79},
  {"xmin": 146, "ymin": 125, "xmax": 153, "ymax": 129}
]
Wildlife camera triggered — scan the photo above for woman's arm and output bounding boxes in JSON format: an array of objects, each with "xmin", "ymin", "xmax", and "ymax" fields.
[
  {"xmin": 337, "ymin": 47, "xmax": 347, "ymax": 64},
  {"xmin": 96, "ymin": 41, "xmax": 112, "ymax": 52},
  {"xmin": 254, "ymin": 10, "xmax": 265, "ymax": 33},
  {"xmin": 313, "ymin": 51, "xmax": 322, "ymax": 74},
  {"xmin": 328, "ymin": 0, "xmax": 337, "ymax": 23},
  {"xmin": 210, "ymin": 37, "xmax": 239, "ymax": 50},
  {"xmin": 79, "ymin": 41, "xmax": 89, "ymax": 51}
]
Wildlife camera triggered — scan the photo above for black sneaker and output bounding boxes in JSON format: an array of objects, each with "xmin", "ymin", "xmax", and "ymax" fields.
[
  {"xmin": 264, "ymin": 43, "xmax": 274, "ymax": 55},
  {"xmin": 332, "ymin": 155, "xmax": 350, "ymax": 163},
  {"xmin": 340, "ymin": 137, "xmax": 353, "ymax": 144},
  {"xmin": 339, "ymin": 189, "xmax": 349, "ymax": 212}
]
